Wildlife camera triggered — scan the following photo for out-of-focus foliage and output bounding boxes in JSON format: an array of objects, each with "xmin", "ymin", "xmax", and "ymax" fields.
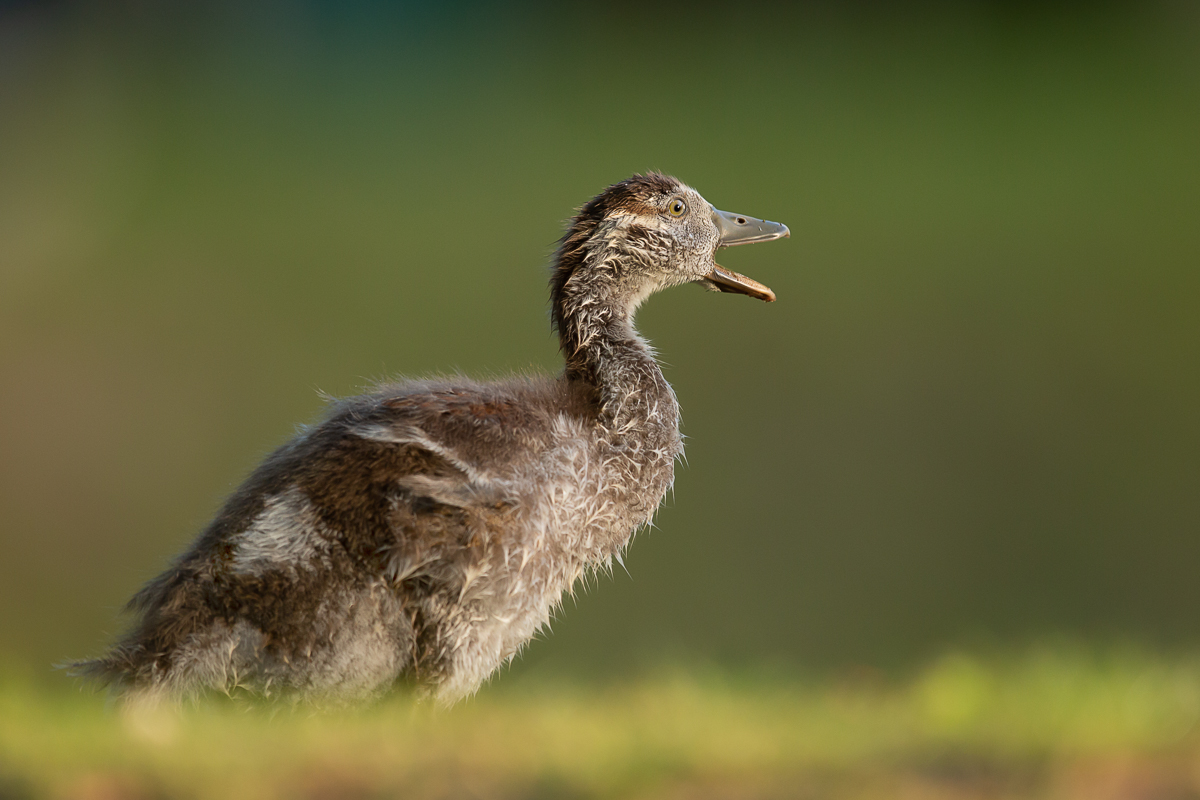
[
  {"xmin": 0, "ymin": 2, "xmax": 1198, "ymax": 680},
  {"xmin": 4, "ymin": 647, "xmax": 1200, "ymax": 799}
]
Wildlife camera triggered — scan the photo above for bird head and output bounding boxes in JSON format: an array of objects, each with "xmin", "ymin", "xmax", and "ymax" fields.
[{"xmin": 552, "ymin": 173, "xmax": 788, "ymax": 336}]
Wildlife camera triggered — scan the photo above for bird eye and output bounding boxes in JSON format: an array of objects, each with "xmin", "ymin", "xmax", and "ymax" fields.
[{"xmin": 668, "ymin": 198, "xmax": 687, "ymax": 218}]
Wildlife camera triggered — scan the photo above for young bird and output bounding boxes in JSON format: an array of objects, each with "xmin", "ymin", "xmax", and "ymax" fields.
[{"xmin": 74, "ymin": 173, "xmax": 789, "ymax": 706}]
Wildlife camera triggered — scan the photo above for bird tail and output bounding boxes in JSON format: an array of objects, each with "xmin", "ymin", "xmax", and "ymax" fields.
[
  {"xmin": 62, "ymin": 644, "xmax": 147, "ymax": 694},
  {"xmin": 62, "ymin": 570, "xmax": 187, "ymax": 697}
]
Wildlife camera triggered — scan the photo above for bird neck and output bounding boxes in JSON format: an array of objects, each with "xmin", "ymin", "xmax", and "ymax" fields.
[
  {"xmin": 551, "ymin": 220, "xmax": 680, "ymax": 432},
  {"xmin": 564, "ymin": 303, "xmax": 677, "ymax": 432},
  {"xmin": 555, "ymin": 282, "xmax": 677, "ymax": 433}
]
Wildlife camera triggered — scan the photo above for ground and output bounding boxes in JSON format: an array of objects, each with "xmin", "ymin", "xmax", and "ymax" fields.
[{"xmin": 4, "ymin": 647, "xmax": 1200, "ymax": 800}]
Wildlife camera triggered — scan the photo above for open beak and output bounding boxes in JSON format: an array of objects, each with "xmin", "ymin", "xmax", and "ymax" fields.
[{"xmin": 704, "ymin": 208, "xmax": 790, "ymax": 302}]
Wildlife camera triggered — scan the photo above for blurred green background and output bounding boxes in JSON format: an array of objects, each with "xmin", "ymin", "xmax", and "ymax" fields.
[{"xmin": 1, "ymin": 1, "xmax": 1198, "ymax": 686}]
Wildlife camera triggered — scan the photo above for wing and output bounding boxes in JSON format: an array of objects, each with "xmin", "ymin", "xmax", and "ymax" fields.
[
  {"xmin": 71, "ymin": 383, "xmax": 536, "ymax": 697},
  {"xmin": 301, "ymin": 384, "xmax": 534, "ymax": 586}
]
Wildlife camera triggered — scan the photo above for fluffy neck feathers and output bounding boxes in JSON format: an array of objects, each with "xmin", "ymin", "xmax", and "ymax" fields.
[{"xmin": 552, "ymin": 217, "xmax": 676, "ymax": 430}]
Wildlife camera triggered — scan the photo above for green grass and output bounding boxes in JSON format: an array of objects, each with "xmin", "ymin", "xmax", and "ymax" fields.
[{"xmin": 4, "ymin": 647, "xmax": 1200, "ymax": 799}]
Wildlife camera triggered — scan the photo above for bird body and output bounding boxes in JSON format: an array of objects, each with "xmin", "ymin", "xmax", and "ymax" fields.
[{"xmin": 75, "ymin": 173, "xmax": 788, "ymax": 706}]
